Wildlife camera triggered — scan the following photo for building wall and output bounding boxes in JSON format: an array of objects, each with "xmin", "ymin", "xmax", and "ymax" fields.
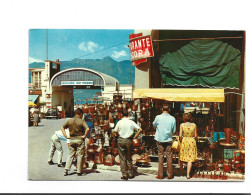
[
  {"xmin": 134, "ymin": 30, "xmax": 152, "ymax": 89},
  {"xmin": 51, "ymin": 86, "xmax": 74, "ymax": 113},
  {"xmin": 102, "ymin": 84, "xmax": 134, "ymax": 103}
]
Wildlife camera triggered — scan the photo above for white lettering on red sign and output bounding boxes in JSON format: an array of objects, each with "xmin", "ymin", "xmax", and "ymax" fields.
[{"xmin": 129, "ymin": 35, "xmax": 154, "ymax": 61}]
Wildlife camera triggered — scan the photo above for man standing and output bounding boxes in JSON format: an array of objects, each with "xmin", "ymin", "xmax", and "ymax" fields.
[
  {"xmin": 153, "ymin": 104, "xmax": 176, "ymax": 179},
  {"xmin": 113, "ymin": 110, "xmax": 142, "ymax": 180},
  {"xmin": 61, "ymin": 108, "xmax": 89, "ymax": 176}
]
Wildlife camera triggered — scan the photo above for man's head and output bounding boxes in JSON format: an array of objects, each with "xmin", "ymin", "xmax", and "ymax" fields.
[
  {"xmin": 75, "ymin": 108, "xmax": 83, "ymax": 117},
  {"xmin": 122, "ymin": 110, "xmax": 128, "ymax": 117},
  {"xmin": 162, "ymin": 104, "xmax": 170, "ymax": 113}
]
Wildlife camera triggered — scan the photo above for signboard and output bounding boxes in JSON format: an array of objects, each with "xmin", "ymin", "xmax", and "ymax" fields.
[
  {"xmin": 29, "ymin": 89, "xmax": 42, "ymax": 95},
  {"xmin": 129, "ymin": 34, "xmax": 154, "ymax": 64},
  {"xmin": 61, "ymin": 81, "xmax": 93, "ymax": 85}
]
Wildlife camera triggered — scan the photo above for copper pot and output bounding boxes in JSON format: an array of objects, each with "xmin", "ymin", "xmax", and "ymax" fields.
[
  {"xmin": 109, "ymin": 106, "xmax": 115, "ymax": 113},
  {"xmin": 94, "ymin": 119, "xmax": 99, "ymax": 126},
  {"xmin": 132, "ymin": 139, "xmax": 140, "ymax": 147},
  {"xmin": 83, "ymin": 104, "xmax": 89, "ymax": 114},
  {"xmin": 131, "ymin": 104, "xmax": 138, "ymax": 111},
  {"xmin": 141, "ymin": 106, "xmax": 147, "ymax": 113},
  {"xmin": 99, "ymin": 104, "xmax": 104, "ymax": 112},
  {"xmin": 88, "ymin": 106, "xmax": 95, "ymax": 114},
  {"xmin": 139, "ymin": 117, "xmax": 144, "ymax": 123},
  {"xmin": 224, "ymin": 128, "xmax": 233, "ymax": 144},
  {"xmin": 103, "ymin": 109, "xmax": 108, "ymax": 116},
  {"xmin": 223, "ymin": 160, "xmax": 232, "ymax": 172},
  {"xmin": 133, "ymin": 147, "xmax": 141, "ymax": 154},
  {"xmin": 206, "ymin": 162, "xmax": 215, "ymax": 171},
  {"xmin": 112, "ymin": 148, "xmax": 118, "ymax": 156},
  {"xmin": 209, "ymin": 143, "xmax": 216, "ymax": 150},
  {"xmin": 103, "ymin": 154, "xmax": 115, "ymax": 166},
  {"xmin": 145, "ymin": 101, "xmax": 150, "ymax": 109},
  {"xmin": 117, "ymin": 103, "xmax": 123, "ymax": 111}
]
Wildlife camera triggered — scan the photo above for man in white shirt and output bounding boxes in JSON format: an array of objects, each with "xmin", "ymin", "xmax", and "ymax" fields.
[
  {"xmin": 113, "ymin": 110, "xmax": 142, "ymax": 180},
  {"xmin": 48, "ymin": 129, "xmax": 70, "ymax": 167}
]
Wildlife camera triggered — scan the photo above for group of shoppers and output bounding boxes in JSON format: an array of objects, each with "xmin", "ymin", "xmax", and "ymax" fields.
[{"xmin": 48, "ymin": 105, "xmax": 198, "ymax": 180}]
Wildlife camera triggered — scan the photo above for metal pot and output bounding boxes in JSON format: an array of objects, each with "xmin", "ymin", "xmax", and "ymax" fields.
[
  {"xmin": 224, "ymin": 128, "xmax": 233, "ymax": 144},
  {"xmin": 132, "ymin": 139, "xmax": 140, "ymax": 147},
  {"xmin": 223, "ymin": 160, "xmax": 232, "ymax": 172},
  {"xmin": 133, "ymin": 147, "xmax": 141, "ymax": 154},
  {"xmin": 103, "ymin": 154, "xmax": 115, "ymax": 166},
  {"xmin": 112, "ymin": 148, "xmax": 118, "ymax": 156},
  {"xmin": 131, "ymin": 104, "xmax": 138, "ymax": 111}
]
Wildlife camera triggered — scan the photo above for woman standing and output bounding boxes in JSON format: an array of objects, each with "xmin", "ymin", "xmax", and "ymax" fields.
[{"xmin": 179, "ymin": 113, "xmax": 198, "ymax": 179}]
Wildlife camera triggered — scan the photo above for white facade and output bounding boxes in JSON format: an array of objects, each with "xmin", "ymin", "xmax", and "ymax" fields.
[
  {"xmin": 29, "ymin": 60, "xmax": 60, "ymax": 113},
  {"xmin": 102, "ymin": 84, "xmax": 134, "ymax": 104}
]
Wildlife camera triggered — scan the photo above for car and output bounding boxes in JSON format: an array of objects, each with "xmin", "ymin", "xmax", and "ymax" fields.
[{"xmin": 45, "ymin": 108, "xmax": 60, "ymax": 119}]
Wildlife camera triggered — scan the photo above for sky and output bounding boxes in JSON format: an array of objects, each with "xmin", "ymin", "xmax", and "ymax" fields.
[{"xmin": 29, "ymin": 29, "xmax": 134, "ymax": 63}]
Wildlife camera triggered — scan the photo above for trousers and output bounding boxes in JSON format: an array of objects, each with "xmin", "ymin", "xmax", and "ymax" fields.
[
  {"xmin": 65, "ymin": 138, "xmax": 85, "ymax": 174},
  {"xmin": 117, "ymin": 137, "xmax": 133, "ymax": 177},
  {"xmin": 48, "ymin": 134, "xmax": 63, "ymax": 164},
  {"xmin": 156, "ymin": 141, "xmax": 173, "ymax": 178}
]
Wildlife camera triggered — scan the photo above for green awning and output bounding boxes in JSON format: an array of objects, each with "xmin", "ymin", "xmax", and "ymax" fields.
[{"xmin": 159, "ymin": 39, "xmax": 241, "ymax": 89}]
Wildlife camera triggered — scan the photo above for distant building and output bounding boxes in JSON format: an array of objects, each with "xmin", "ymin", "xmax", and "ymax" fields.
[{"xmin": 29, "ymin": 59, "xmax": 134, "ymax": 114}]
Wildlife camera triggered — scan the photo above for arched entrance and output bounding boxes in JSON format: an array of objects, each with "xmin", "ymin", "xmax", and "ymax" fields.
[{"xmin": 50, "ymin": 68, "xmax": 119, "ymax": 115}]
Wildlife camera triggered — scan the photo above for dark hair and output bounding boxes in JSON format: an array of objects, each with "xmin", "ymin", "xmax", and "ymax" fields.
[
  {"xmin": 75, "ymin": 108, "xmax": 83, "ymax": 115},
  {"xmin": 183, "ymin": 113, "xmax": 193, "ymax": 122},
  {"xmin": 122, "ymin": 110, "xmax": 128, "ymax": 117},
  {"xmin": 162, "ymin": 104, "xmax": 170, "ymax": 112}
]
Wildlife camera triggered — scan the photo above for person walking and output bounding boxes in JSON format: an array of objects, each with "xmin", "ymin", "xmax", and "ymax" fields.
[
  {"xmin": 153, "ymin": 104, "xmax": 176, "ymax": 179},
  {"xmin": 179, "ymin": 113, "xmax": 198, "ymax": 179},
  {"xmin": 113, "ymin": 110, "xmax": 143, "ymax": 180},
  {"xmin": 33, "ymin": 107, "xmax": 39, "ymax": 126},
  {"xmin": 61, "ymin": 108, "xmax": 90, "ymax": 176},
  {"xmin": 48, "ymin": 129, "xmax": 70, "ymax": 167}
]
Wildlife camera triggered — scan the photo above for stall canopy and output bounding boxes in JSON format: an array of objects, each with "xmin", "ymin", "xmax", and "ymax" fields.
[
  {"xmin": 133, "ymin": 88, "xmax": 224, "ymax": 102},
  {"xmin": 159, "ymin": 39, "xmax": 241, "ymax": 89}
]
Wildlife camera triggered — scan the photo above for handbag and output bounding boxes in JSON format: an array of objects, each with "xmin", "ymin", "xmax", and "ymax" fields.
[{"xmin": 172, "ymin": 138, "xmax": 180, "ymax": 151}]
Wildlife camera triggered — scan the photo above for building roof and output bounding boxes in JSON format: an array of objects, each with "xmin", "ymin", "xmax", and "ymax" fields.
[{"xmin": 50, "ymin": 67, "xmax": 119, "ymax": 88}]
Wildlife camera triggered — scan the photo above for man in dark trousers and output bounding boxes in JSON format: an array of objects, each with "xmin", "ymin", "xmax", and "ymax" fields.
[
  {"xmin": 113, "ymin": 110, "xmax": 143, "ymax": 180},
  {"xmin": 61, "ymin": 108, "xmax": 89, "ymax": 176},
  {"xmin": 153, "ymin": 104, "xmax": 176, "ymax": 179}
]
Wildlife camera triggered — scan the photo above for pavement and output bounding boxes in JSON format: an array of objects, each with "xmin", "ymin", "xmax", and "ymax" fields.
[{"xmin": 28, "ymin": 118, "xmax": 244, "ymax": 181}]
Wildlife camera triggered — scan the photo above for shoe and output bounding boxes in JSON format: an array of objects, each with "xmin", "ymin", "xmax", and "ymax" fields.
[
  {"xmin": 58, "ymin": 164, "xmax": 63, "ymax": 167},
  {"xmin": 77, "ymin": 173, "xmax": 82, "ymax": 176},
  {"xmin": 121, "ymin": 176, "xmax": 128, "ymax": 181},
  {"xmin": 48, "ymin": 160, "xmax": 53, "ymax": 165},
  {"xmin": 186, "ymin": 176, "xmax": 190, "ymax": 179},
  {"xmin": 167, "ymin": 176, "xmax": 174, "ymax": 179},
  {"xmin": 156, "ymin": 175, "xmax": 163, "ymax": 179},
  {"xmin": 128, "ymin": 175, "xmax": 135, "ymax": 179},
  {"xmin": 64, "ymin": 171, "xmax": 68, "ymax": 176}
]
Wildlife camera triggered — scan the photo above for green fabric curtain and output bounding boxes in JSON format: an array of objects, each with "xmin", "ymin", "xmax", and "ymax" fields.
[{"xmin": 159, "ymin": 40, "xmax": 241, "ymax": 88}]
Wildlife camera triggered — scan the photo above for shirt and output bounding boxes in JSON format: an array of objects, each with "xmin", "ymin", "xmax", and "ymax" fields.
[
  {"xmin": 62, "ymin": 116, "xmax": 88, "ymax": 137},
  {"xmin": 113, "ymin": 117, "xmax": 140, "ymax": 139},
  {"xmin": 55, "ymin": 129, "xmax": 70, "ymax": 143},
  {"xmin": 153, "ymin": 113, "xmax": 176, "ymax": 142}
]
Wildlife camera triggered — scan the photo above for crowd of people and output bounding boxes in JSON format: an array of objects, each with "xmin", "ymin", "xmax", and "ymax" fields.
[{"xmin": 47, "ymin": 105, "xmax": 198, "ymax": 180}]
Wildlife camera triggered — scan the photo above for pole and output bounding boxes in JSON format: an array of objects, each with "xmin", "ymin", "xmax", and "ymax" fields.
[{"xmin": 46, "ymin": 29, "xmax": 48, "ymax": 60}]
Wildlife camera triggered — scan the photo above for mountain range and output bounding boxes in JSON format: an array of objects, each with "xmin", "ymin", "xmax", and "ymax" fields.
[{"xmin": 29, "ymin": 56, "xmax": 135, "ymax": 85}]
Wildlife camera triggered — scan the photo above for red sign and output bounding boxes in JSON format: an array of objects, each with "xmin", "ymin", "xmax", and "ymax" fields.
[{"xmin": 129, "ymin": 34, "xmax": 154, "ymax": 64}]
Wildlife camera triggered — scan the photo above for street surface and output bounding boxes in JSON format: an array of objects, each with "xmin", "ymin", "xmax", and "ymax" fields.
[
  {"xmin": 28, "ymin": 118, "xmax": 242, "ymax": 181},
  {"xmin": 29, "ymin": 118, "xmax": 159, "ymax": 181}
]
